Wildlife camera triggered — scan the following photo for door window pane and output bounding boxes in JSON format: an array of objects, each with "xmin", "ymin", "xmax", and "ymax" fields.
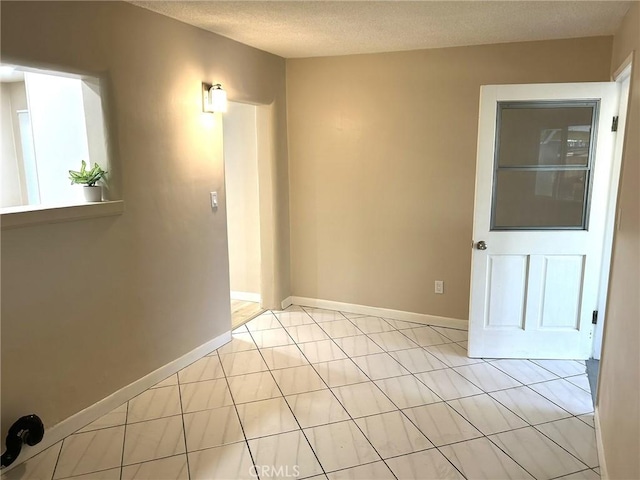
[
  {"xmin": 497, "ymin": 106, "xmax": 593, "ymax": 167},
  {"xmin": 491, "ymin": 101, "xmax": 597, "ymax": 230},
  {"xmin": 494, "ymin": 170, "xmax": 588, "ymax": 228}
]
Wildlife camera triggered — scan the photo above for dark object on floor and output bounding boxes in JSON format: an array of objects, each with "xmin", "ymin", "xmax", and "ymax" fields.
[
  {"xmin": 586, "ymin": 358, "xmax": 600, "ymax": 404},
  {"xmin": 0, "ymin": 414, "xmax": 45, "ymax": 468}
]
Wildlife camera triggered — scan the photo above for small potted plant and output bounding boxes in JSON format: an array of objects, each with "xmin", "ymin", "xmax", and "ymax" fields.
[{"xmin": 69, "ymin": 160, "xmax": 107, "ymax": 202}]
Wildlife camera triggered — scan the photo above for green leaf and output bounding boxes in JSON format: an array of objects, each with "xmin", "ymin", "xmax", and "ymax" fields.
[{"xmin": 68, "ymin": 160, "xmax": 107, "ymax": 186}]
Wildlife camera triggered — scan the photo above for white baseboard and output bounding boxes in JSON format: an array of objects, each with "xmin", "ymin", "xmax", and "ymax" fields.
[
  {"xmin": 281, "ymin": 296, "xmax": 293, "ymax": 310},
  {"xmin": 3, "ymin": 330, "xmax": 231, "ymax": 473},
  {"xmin": 289, "ymin": 296, "xmax": 468, "ymax": 330},
  {"xmin": 231, "ymin": 291, "xmax": 261, "ymax": 303},
  {"xmin": 594, "ymin": 407, "xmax": 609, "ymax": 479}
]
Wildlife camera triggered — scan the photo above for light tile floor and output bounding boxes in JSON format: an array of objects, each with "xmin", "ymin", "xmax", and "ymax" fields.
[{"xmin": 3, "ymin": 306, "xmax": 599, "ymax": 480}]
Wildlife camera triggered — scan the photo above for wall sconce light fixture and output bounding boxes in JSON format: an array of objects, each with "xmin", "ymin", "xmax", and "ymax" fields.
[{"xmin": 202, "ymin": 83, "xmax": 228, "ymax": 113}]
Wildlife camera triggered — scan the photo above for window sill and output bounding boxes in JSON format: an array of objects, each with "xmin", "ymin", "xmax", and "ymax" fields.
[{"xmin": 1, "ymin": 200, "xmax": 124, "ymax": 230}]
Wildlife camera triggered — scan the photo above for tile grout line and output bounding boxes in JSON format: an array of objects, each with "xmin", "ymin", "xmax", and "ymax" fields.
[
  {"xmin": 440, "ymin": 384, "xmax": 588, "ymax": 480},
  {"xmin": 281, "ymin": 308, "xmax": 406, "ymax": 478},
  {"xmin": 56, "ymin": 422, "xmax": 188, "ymax": 478},
  {"xmin": 419, "ymin": 350, "xmax": 598, "ymax": 474},
  {"xmin": 414, "ymin": 344, "xmax": 597, "ymax": 475},
  {"xmin": 528, "ymin": 359, "xmax": 588, "ymax": 378},
  {"xmin": 483, "ymin": 359, "xmax": 562, "ymax": 385},
  {"xmin": 49, "ymin": 439, "xmax": 65, "ymax": 480},
  {"xmin": 524, "ymin": 380, "xmax": 594, "ymax": 412},
  {"xmin": 57, "ymin": 465, "xmax": 125, "ymax": 480},
  {"xmin": 299, "ymin": 308, "xmax": 449, "ymax": 479},
  {"xmin": 389, "ymin": 400, "xmax": 473, "ymax": 479},
  {"xmin": 217, "ymin": 313, "xmax": 589, "ymax": 478},
  {"xmin": 118, "ymin": 400, "xmax": 129, "ymax": 480},
  {"xmin": 472, "ymin": 362, "xmax": 598, "ymax": 432},
  {"xmin": 39, "ymin": 305, "xmax": 600, "ymax": 480},
  {"xmin": 187, "ymin": 339, "xmax": 597, "ymax": 478},
  {"xmin": 486, "ymin": 358, "xmax": 591, "ymax": 392},
  {"xmin": 61, "ymin": 360, "xmax": 572, "ymax": 434},
  {"xmin": 300, "ymin": 307, "xmax": 490, "ymax": 478},
  {"xmin": 215, "ymin": 349, "xmax": 262, "ymax": 480},
  {"xmin": 175, "ymin": 373, "xmax": 192, "ymax": 480},
  {"xmin": 451, "ymin": 360, "xmax": 529, "ymax": 392},
  {"xmin": 483, "ymin": 433, "xmax": 560, "ymax": 480},
  {"xmin": 67, "ymin": 412, "xmax": 181, "ymax": 434},
  {"xmin": 390, "ymin": 328, "xmax": 597, "ymax": 467},
  {"xmin": 258, "ymin": 312, "xmax": 461, "ymax": 370},
  {"xmin": 486, "ymin": 433, "xmax": 591, "ymax": 480},
  {"xmin": 396, "ymin": 359, "xmax": 584, "ymax": 479},
  {"xmin": 72, "ymin": 454, "xmax": 187, "ymax": 478},
  {"xmin": 484, "ymin": 363, "xmax": 592, "ymax": 403},
  {"xmin": 244, "ymin": 317, "xmax": 330, "ymax": 479},
  {"xmin": 336, "ymin": 321, "xmax": 484, "ymax": 477},
  {"xmin": 323, "ymin": 318, "xmax": 470, "ymax": 480},
  {"xmin": 530, "ymin": 421, "xmax": 600, "ymax": 470},
  {"xmin": 520, "ymin": 383, "xmax": 594, "ymax": 424},
  {"xmin": 549, "ymin": 468, "xmax": 598, "ymax": 480},
  {"xmin": 299, "ymin": 306, "xmax": 597, "ymax": 479},
  {"xmin": 140, "ymin": 311, "xmax": 596, "ymax": 478},
  {"xmin": 301, "ymin": 371, "xmax": 400, "ymax": 476},
  {"xmin": 362, "ymin": 322, "xmax": 469, "ymax": 371}
]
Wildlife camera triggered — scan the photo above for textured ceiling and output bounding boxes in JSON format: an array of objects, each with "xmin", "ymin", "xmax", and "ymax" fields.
[{"xmin": 132, "ymin": 1, "xmax": 633, "ymax": 58}]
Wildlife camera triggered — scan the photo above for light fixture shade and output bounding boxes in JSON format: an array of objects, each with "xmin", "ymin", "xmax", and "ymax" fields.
[{"xmin": 209, "ymin": 84, "xmax": 228, "ymax": 113}]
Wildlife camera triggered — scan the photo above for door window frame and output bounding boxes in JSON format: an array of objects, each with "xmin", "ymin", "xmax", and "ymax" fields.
[{"xmin": 490, "ymin": 100, "xmax": 600, "ymax": 231}]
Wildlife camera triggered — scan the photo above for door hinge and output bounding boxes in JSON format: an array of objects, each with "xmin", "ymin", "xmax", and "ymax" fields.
[
  {"xmin": 612, "ymin": 116, "xmax": 619, "ymax": 132},
  {"xmin": 592, "ymin": 310, "xmax": 598, "ymax": 325}
]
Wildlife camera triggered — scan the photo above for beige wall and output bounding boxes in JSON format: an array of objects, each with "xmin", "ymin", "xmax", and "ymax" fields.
[
  {"xmin": 0, "ymin": 1, "xmax": 290, "ymax": 437},
  {"xmin": 598, "ymin": 3, "xmax": 640, "ymax": 479},
  {"xmin": 224, "ymin": 101, "xmax": 261, "ymax": 296},
  {"xmin": 286, "ymin": 37, "xmax": 612, "ymax": 320}
]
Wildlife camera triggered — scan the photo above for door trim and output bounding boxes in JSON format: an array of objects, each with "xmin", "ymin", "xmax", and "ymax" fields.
[{"xmin": 593, "ymin": 61, "xmax": 633, "ymax": 359}]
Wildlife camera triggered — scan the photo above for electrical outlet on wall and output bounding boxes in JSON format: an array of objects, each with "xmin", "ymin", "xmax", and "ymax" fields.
[{"xmin": 435, "ymin": 280, "xmax": 444, "ymax": 294}]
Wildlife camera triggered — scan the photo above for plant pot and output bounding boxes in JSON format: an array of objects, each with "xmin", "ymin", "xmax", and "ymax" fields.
[{"xmin": 83, "ymin": 185, "xmax": 102, "ymax": 202}]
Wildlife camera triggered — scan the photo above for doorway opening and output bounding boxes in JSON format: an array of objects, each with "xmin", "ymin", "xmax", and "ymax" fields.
[
  {"xmin": 223, "ymin": 101, "xmax": 265, "ymax": 329},
  {"xmin": 588, "ymin": 59, "xmax": 633, "ymax": 401}
]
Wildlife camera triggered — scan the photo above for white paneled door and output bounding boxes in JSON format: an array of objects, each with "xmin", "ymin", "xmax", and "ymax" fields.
[{"xmin": 468, "ymin": 83, "xmax": 619, "ymax": 359}]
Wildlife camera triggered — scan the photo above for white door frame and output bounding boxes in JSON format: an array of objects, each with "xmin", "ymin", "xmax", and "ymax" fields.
[{"xmin": 593, "ymin": 57, "xmax": 633, "ymax": 359}]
